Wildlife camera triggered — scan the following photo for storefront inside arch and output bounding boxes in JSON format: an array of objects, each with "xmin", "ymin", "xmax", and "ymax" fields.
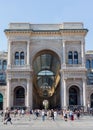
[
  {"xmin": 14, "ymin": 86, "xmax": 25, "ymax": 108},
  {"xmin": 0, "ymin": 93, "xmax": 3, "ymax": 110},
  {"xmin": 90, "ymin": 93, "xmax": 93, "ymax": 108},
  {"xmin": 69, "ymin": 86, "xmax": 80, "ymax": 107}
]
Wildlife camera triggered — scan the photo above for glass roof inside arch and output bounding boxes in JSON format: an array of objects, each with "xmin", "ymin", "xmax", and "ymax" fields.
[{"xmin": 33, "ymin": 52, "xmax": 61, "ymax": 97}]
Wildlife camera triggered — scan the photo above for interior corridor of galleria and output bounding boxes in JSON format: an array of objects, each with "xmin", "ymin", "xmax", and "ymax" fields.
[{"xmin": 0, "ymin": 22, "xmax": 93, "ymax": 111}]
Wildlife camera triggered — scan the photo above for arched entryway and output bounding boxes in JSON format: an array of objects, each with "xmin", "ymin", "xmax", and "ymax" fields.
[
  {"xmin": 90, "ymin": 93, "xmax": 93, "ymax": 108},
  {"xmin": 32, "ymin": 50, "xmax": 61, "ymax": 109},
  {"xmin": 69, "ymin": 86, "xmax": 80, "ymax": 106},
  {"xmin": 0, "ymin": 93, "xmax": 3, "ymax": 110},
  {"xmin": 14, "ymin": 86, "xmax": 25, "ymax": 107}
]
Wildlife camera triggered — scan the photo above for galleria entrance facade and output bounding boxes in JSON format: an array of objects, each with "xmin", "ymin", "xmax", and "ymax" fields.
[{"xmin": 1, "ymin": 22, "xmax": 90, "ymax": 110}]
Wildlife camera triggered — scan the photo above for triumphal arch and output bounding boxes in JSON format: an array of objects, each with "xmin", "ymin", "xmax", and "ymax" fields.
[{"xmin": 4, "ymin": 22, "xmax": 88, "ymax": 110}]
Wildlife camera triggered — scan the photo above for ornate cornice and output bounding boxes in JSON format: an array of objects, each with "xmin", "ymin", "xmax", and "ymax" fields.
[{"xmin": 4, "ymin": 29, "xmax": 88, "ymax": 37}]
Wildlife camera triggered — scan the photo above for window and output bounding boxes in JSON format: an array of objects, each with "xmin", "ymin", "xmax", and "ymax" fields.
[
  {"xmin": 0, "ymin": 60, "xmax": 2, "ymax": 70},
  {"xmin": 74, "ymin": 51, "xmax": 78, "ymax": 64},
  {"xmin": 86, "ymin": 59, "xmax": 90, "ymax": 69},
  {"xmin": 15, "ymin": 52, "xmax": 20, "ymax": 65},
  {"xmin": 0, "ymin": 73, "xmax": 6, "ymax": 85},
  {"xmin": 68, "ymin": 51, "xmax": 78, "ymax": 65},
  {"xmin": 68, "ymin": 51, "xmax": 73, "ymax": 64},
  {"xmin": 92, "ymin": 60, "xmax": 93, "ymax": 69},
  {"xmin": 3, "ymin": 60, "xmax": 7, "ymax": 70},
  {"xmin": 20, "ymin": 52, "xmax": 25, "ymax": 65}
]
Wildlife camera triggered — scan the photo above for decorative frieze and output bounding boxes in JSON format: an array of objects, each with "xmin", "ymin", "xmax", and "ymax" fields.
[
  {"xmin": 11, "ymin": 79, "xmax": 27, "ymax": 90},
  {"xmin": 64, "ymin": 71, "xmax": 86, "ymax": 79},
  {"xmin": 7, "ymin": 71, "xmax": 32, "ymax": 80}
]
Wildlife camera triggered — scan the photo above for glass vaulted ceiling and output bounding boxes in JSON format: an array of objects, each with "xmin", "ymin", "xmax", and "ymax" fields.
[{"xmin": 33, "ymin": 52, "xmax": 60, "ymax": 97}]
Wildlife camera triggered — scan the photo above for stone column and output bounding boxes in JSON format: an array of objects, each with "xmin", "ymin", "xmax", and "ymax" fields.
[
  {"xmin": 62, "ymin": 40, "xmax": 66, "ymax": 67},
  {"xmin": 60, "ymin": 71, "xmax": 63, "ymax": 109},
  {"xmin": 7, "ymin": 79, "xmax": 11, "ymax": 109},
  {"xmin": 27, "ymin": 40, "xmax": 30, "ymax": 65},
  {"xmin": 63, "ymin": 79, "xmax": 66, "ymax": 108},
  {"xmin": 27, "ymin": 79, "xmax": 30, "ymax": 108},
  {"xmin": 8, "ymin": 40, "xmax": 12, "ymax": 67},
  {"xmin": 83, "ymin": 78, "xmax": 86, "ymax": 109},
  {"xmin": 30, "ymin": 77, "xmax": 33, "ymax": 109},
  {"xmin": 80, "ymin": 90, "xmax": 83, "ymax": 106},
  {"xmin": 81, "ymin": 40, "xmax": 85, "ymax": 67},
  {"xmin": 26, "ymin": 78, "xmax": 33, "ymax": 109}
]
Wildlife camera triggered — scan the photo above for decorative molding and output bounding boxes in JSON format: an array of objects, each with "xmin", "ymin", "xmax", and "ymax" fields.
[
  {"xmin": 64, "ymin": 71, "xmax": 86, "ymax": 79},
  {"xmin": 7, "ymin": 71, "xmax": 32, "ymax": 80}
]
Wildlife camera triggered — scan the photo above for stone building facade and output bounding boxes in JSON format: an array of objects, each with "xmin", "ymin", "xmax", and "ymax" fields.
[{"xmin": 0, "ymin": 22, "xmax": 93, "ymax": 111}]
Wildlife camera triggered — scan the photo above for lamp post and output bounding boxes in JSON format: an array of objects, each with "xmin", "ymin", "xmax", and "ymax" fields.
[
  {"xmin": 43, "ymin": 100, "xmax": 49, "ymax": 110},
  {"xmin": 87, "ymin": 101, "xmax": 90, "ymax": 113}
]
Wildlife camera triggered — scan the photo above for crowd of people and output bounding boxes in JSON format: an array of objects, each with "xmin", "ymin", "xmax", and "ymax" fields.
[{"xmin": 0, "ymin": 108, "xmax": 81, "ymax": 124}]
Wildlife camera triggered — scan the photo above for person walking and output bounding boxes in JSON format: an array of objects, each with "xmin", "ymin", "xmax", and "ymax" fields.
[
  {"xmin": 54, "ymin": 110, "xmax": 57, "ymax": 120},
  {"xmin": 51, "ymin": 109, "xmax": 54, "ymax": 121},
  {"xmin": 41, "ymin": 109, "xmax": 45, "ymax": 121},
  {"xmin": 3, "ymin": 110, "xmax": 12, "ymax": 124}
]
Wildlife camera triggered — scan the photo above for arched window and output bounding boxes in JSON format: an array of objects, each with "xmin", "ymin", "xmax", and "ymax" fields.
[
  {"xmin": 86, "ymin": 59, "xmax": 90, "ymax": 69},
  {"xmin": 68, "ymin": 51, "xmax": 73, "ymax": 64},
  {"xmin": 0, "ymin": 60, "xmax": 2, "ymax": 70},
  {"xmin": 74, "ymin": 51, "xmax": 78, "ymax": 64},
  {"xmin": 15, "ymin": 52, "xmax": 19, "ymax": 65},
  {"xmin": 0, "ymin": 73, "xmax": 6, "ymax": 85},
  {"xmin": 20, "ymin": 52, "xmax": 25, "ymax": 65},
  {"xmin": 92, "ymin": 60, "xmax": 93, "ymax": 69},
  {"xmin": 3, "ymin": 60, "xmax": 7, "ymax": 70}
]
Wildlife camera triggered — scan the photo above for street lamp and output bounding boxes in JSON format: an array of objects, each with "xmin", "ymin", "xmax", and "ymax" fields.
[{"xmin": 43, "ymin": 100, "xmax": 49, "ymax": 110}]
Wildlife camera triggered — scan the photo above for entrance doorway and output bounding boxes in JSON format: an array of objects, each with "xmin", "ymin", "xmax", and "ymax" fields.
[{"xmin": 33, "ymin": 50, "xmax": 61, "ymax": 109}]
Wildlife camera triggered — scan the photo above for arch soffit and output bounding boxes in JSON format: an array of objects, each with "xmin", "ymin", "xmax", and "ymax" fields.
[
  {"xmin": 89, "ymin": 91, "xmax": 93, "ymax": 98},
  {"xmin": 31, "ymin": 46, "xmax": 61, "ymax": 64},
  {"xmin": 12, "ymin": 83, "xmax": 26, "ymax": 92},
  {"xmin": 67, "ymin": 82, "xmax": 82, "ymax": 91}
]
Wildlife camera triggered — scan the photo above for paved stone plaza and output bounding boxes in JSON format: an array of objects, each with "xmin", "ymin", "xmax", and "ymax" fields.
[{"xmin": 0, "ymin": 115, "xmax": 93, "ymax": 130}]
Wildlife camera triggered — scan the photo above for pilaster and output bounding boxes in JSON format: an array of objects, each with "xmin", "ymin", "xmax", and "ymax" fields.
[
  {"xmin": 63, "ymin": 79, "xmax": 67, "ymax": 108},
  {"xmin": 6, "ymin": 79, "xmax": 11, "ymax": 109},
  {"xmin": 26, "ymin": 77, "xmax": 33, "ymax": 109},
  {"xmin": 81, "ymin": 40, "xmax": 85, "ymax": 67},
  {"xmin": 27, "ymin": 40, "xmax": 30, "ymax": 65},
  {"xmin": 60, "ymin": 71, "xmax": 63, "ymax": 109},
  {"xmin": 82, "ymin": 78, "xmax": 87, "ymax": 110},
  {"xmin": 62, "ymin": 40, "xmax": 66, "ymax": 67},
  {"xmin": 7, "ymin": 40, "xmax": 12, "ymax": 68}
]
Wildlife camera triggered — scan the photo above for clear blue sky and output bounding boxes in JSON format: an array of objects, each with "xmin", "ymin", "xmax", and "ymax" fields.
[{"xmin": 0, "ymin": 0, "xmax": 93, "ymax": 51}]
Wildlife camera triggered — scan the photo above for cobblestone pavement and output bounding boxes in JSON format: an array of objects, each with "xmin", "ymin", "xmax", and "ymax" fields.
[{"xmin": 0, "ymin": 114, "xmax": 93, "ymax": 130}]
